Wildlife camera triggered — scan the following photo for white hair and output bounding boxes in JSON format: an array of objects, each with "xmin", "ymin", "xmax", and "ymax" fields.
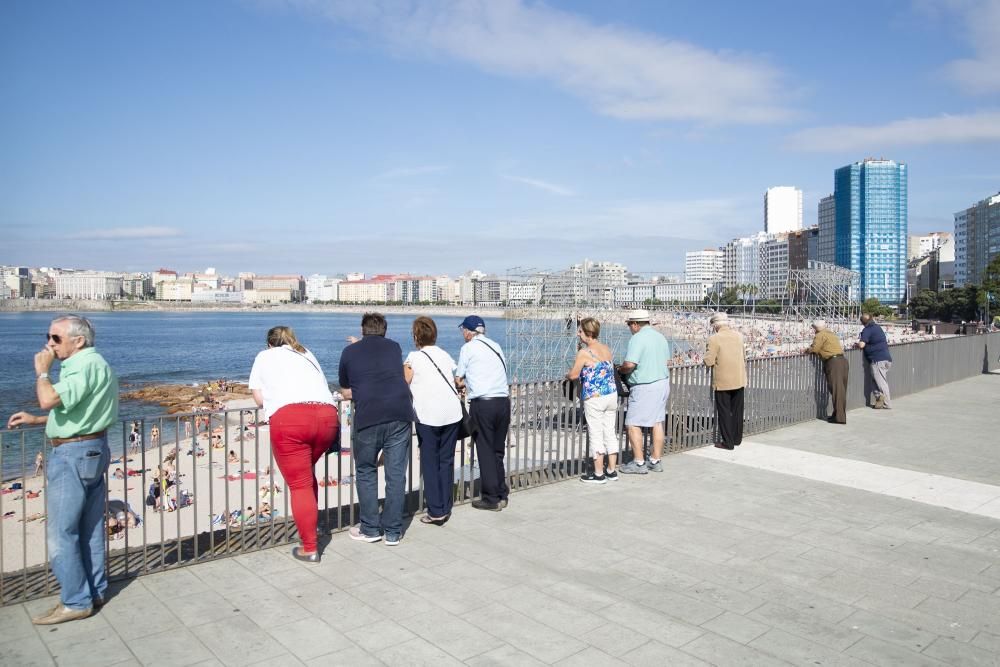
[{"xmin": 53, "ymin": 315, "xmax": 95, "ymax": 347}]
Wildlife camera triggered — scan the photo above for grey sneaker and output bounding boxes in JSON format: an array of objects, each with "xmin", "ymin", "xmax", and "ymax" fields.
[
  {"xmin": 647, "ymin": 460, "xmax": 663, "ymax": 472},
  {"xmin": 617, "ymin": 460, "xmax": 648, "ymax": 475}
]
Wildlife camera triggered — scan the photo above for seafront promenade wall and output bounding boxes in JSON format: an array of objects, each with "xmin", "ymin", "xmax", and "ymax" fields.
[{"xmin": 1, "ymin": 332, "xmax": 998, "ymax": 606}]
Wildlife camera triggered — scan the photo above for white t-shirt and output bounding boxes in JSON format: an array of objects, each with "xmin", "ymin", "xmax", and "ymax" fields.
[
  {"xmin": 405, "ymin": 346, "xmax": 463, "ymax": 427},
  {"xmin": 248, "ymin": 346, "xmax": 335, "ymax": 420}
]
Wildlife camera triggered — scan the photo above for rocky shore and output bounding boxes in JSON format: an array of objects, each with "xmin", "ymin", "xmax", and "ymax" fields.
[{"xmin": 120, "ymin": 381, "xmax": 253, "ymax": 413}]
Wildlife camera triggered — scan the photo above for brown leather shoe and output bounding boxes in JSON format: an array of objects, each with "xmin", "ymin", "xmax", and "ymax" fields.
[{"xmin": 32, "ymin": 605, "xmax": 93, "ymax": 625}]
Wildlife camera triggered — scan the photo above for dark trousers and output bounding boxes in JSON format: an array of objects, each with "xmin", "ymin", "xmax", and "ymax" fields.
[
  {"xmin": 415, "ymin": 421, "xmax": 460, "ymax": 518},
  {"xmin": 824, "ymin": 356, "xmax": 849, "ymax": 423},
  {"xmin": 470, "ymin": 398, "xmax": 511, "ymax": 505},
  {"xmin": 714, "ymin": 387, "xmax": 744, "ymax": 447}
]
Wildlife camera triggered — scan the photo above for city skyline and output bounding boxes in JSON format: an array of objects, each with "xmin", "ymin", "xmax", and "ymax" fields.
[{"xmin": 3, "ymin": 1, "xmax": 1000, "ymax": 275}]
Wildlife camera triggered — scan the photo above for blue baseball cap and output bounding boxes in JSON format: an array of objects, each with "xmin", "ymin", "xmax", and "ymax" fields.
[{"xmin": 459, "ymin": 315, "xmax": 485, "ymax": 331}]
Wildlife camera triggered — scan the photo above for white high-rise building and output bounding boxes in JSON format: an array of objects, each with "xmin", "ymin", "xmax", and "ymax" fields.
[
  {"xmin": 817, "ymin": 194, "xmax": 836, "ymax": 264},
  {"xmin": 765, "ymin": 186, "xmax": 803, "ymax": 234},
  {"xmin": 685, "ymin": 249, "xmax": 723, "ymax": 284},
  {"xmin": 55, "ymin": 272, "xmax": 124, "ymax": 300},
  {"xmin": 908, "ymin": 232, "xmax": 952, "ymax": 260}
]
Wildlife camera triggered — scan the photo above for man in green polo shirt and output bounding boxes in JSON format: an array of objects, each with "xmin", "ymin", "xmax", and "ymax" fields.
[{"xmin": 7, "ymin": 315, "xmax": 118, "ymax": 625}]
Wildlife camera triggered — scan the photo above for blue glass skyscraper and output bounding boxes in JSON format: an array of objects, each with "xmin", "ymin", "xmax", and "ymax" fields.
[{"xmin": 834, "ymin": 159, "xmax": 908, "ymax": 303}]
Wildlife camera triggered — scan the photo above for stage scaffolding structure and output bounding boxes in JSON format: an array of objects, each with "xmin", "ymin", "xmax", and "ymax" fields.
[{"xmin": 504, "ymin": 263, "xmax": 863, "ymax": 383}]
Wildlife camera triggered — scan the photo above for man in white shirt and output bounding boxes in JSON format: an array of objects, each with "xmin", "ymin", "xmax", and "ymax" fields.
[{"xmin": 455, "ymin": 315, "xmax": 510, "ymax": 511}]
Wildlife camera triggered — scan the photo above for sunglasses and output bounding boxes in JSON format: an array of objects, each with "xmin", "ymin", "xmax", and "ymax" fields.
[{"xmin": 46, "ymin": 333, "xmax": 63, "ymax": 344}]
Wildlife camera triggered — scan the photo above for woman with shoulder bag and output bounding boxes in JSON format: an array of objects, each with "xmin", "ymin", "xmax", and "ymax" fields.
[
  {"xmin": 403, "ymin": 316, "xmax": 463, "ymax": 525},
  {"xmin": 248, "ymin": 326, "xmax": 339, "ymax": 562},
  {"xmin": 566, "ymin": 317, "xmax": 619, "ymax": 484}
]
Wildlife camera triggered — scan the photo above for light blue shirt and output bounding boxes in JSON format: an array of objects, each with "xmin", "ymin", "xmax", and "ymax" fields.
[{"xmin": 456, "ymin": 335, "xmax": 509, "ymax": 399}]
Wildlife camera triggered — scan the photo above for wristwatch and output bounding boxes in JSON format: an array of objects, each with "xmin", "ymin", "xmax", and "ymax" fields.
[{"xmin": 37, "ymin": 372, "xmax": 49, "ymax": 381}]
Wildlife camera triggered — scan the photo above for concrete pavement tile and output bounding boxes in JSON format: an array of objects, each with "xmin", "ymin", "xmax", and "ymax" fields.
[
  {"xmin": 541, "ymin": 580, "xmax": 620, "ymax": 612},
  {"xmin": 375, "ymin": 637, "xmax": 465, "ymax": 666},
  {"xmin": 495, "ymin": 584, "xmax": 605, "ymax": 636},
  {"xmin": 798, "ymin": 547, "xmax": 915, "ymax": 587},
  {"xmin": 375, "ymin": 559, "xmax": 450, "ymax": 592},
  {"xmin": 97, "ymin": 591, "xmax": 185, "ymax": 640},
  {"xmin": 465, "ymin": 606, "xmax": 582, "ymax": 664},
  {"xmin": 47, "ymin": 633, "xmax": 135, "ymax": 667},
  {"xmin": 260, "ymin": 565, "xmax": 326, "ymax": 591},
  {"xmin": 683, "ymin": 582, "xmax": 767, "ymax": 615},
  {"xmin": 409, "ymin": 580, "xmax": 491, "ymax": 616},
  {"xmin": 845, "ymin": 636, "xmax": 949, "ymax": 666},
  {"xmin": 284, "ymin": 583, "xmax": 386, "ymax": 632},
  {"xmin": 626, "ymin": 584, "xmax": 725, "ymax": 626},
  {"xmin": 746, "ymin": 581, "xmax": 856, "ymax": 624},
  {"xmin": 680, "ymin": 631, "xmax": 792, "ymax": 666},
  {"xmin": 852, "ymin": 595, "xmax": 979, "ymax": 643},
  {"xmin": 700, "ymin": 611, "xmax": 771, "ymax": 645},
  {"xmin": 552, "ymin": 646, "xmax": 626, "ymax": 666},
  {"xmin": 304, "ymin": 555, "xmax": 381, "ymax": 590},
  {"xmin": 748, "ymin": 602, "xmax": 865, "ymax": 652},
  {"xmin": 223, "ymin": 583, "xmax": 312, "ymax": 628},
  {"xmin": 245, "ymin": 651, "xmax": 305, "ymax": 666},
  {"xmin": 748, "ymin": 629, "xmax": 870, "ymax": 667},
  {"xmin": 956, "ymin": 588, "xmax": 1000, "ymax": 616},
  {"xmin": 395, "ymin": 541, "xmax": 459, "ymax": 569},
  {"xmin": 621, "ymin": 641, "xmax": 712, "ymax": 667},
  {"xmin": 915, "ymin": 594, "xmax": 1000, "ymax": 636},
  {"xmin": 267, "ymin": 617, "xmax": 354, "ymax": 661},
  {"xmin": 907, "ymin": 574, "xmax": 972, "ymax": 602},
  {"xmin": 186, "ymin": 660, "xmax": 225, "ymax": 667},
  {"xmin": 162, "ymin": 590, "xmax": 242, "ymax": 628},
  {"xmin": 398, "ymin": 607, "xmax": 504, "ymax": 661},
  {"xmin": 126, "ymin": 627, "xmax": 215, "ymax": 667},
  {"xmin": 923, "ymin": 636, "xmax": 999, "ymax": 666},
  {"xmin": 841, "ymin": 608, "xmax": 940, "ymax": 653},
  {"xmin": 190, "ymin": 613, "xmax": 287, "ymax": 667},
  {"xmin": 0, "ymin": 634, "xmax": 55, "ymax": 666},
  {"xmin": 813, "ymin": 570, "xmax": 927, "ymax": 608},
  {"xmin": 346, "ymin": 576, "xmax": 441, "ymax": 621},
  {"xmin": 304, "ymin": 647, "xmax": 384, "ymax": 666},
  {"xmin": 140, "ymin": 568, "xmax": 207, "ymax": 601},
  {"xmin": 0, "ymin": 602, "xmax": 37, "ymax": 641},
  {"xmin": 595, "ymin": 601, "xmax": 704, "ymax": 649},
  {"xmin": 971, "ymin": 629, "xmax": 1000, "ymax": 654},
  {"xmin": 190, "ymin": 558, "xmax": 269, "ymax": 595},
  {"xmin": 233, "ymin": 548, "xmax": 302, "ymax": 575},
  {"xmin": 463, "ymin": 643, "xmax": 547, "ymax": 666},
  {"xmin": 344, "ymin": 618, "xmax": 416, "ymax": 653}
]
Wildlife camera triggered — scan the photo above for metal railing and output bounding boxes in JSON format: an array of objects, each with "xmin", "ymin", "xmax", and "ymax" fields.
[{"xmin": 1, "ymin": 332, "xmax": 997, "ymax": 605}]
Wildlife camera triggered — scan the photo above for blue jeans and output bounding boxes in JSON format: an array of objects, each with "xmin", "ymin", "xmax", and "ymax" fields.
[
  {"xmin": 46, "ymin": 436, "xmax": 111, "ymax": 610},
  {"xmin": 353, "ymin": 420, "xmax": 411, "ymax": 540}
]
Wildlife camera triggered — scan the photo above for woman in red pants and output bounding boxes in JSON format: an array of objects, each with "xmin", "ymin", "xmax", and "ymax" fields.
[{"xmin": 249, "ymin": 326, "xmax": 338, "ymax": 562}]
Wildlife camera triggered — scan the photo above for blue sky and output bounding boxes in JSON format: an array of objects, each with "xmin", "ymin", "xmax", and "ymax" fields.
[{"xmin": 3, "ymin": 0, "xmax": 999, "ymax": 276}]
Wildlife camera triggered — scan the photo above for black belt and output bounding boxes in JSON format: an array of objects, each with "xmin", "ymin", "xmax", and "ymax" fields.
[{"xmin": 470, "ymin": 396, "xmax": 509, "ymax": 402}]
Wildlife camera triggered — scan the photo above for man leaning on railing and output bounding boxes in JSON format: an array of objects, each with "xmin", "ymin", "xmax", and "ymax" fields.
[{"xmin": 6, "ymin": 315, "xmax": 119, "ymax": 626}]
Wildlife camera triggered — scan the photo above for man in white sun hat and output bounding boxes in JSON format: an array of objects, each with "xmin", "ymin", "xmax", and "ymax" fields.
[{"xmin": 616, "ymin": 309, "xmax": 670, "ymax": 474}]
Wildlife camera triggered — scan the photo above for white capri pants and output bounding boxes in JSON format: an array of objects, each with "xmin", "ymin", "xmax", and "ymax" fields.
[{"xmin": 584, "ymin": 392, "xmax": 619, "ymax": 456}]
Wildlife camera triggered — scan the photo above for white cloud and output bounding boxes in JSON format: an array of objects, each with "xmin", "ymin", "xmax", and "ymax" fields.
[
  {"xmin": 68, "ymin": 226, "xmax": 183, "ymax": 240},
  {"xmin": 919, "ymin": 0, "xmax": 1000, "ymax": 94},
  {"xmin": 786, "ymin": 110, "xmax": 1000, "ymax": 152},
  {"xmin": 279, "ymin": 0, "xmax": 795, "ymax": 124},
  {"xmin": 503, "ymin": 174, "xmax": 575, "ymax": 196},
  {"xmin": 374, "ymin": 164, "xmax": 450, "ymax": 179}
]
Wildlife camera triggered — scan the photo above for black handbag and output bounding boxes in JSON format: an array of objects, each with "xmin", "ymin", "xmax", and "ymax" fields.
[
  {"xmin": 420, "ymin": 351, "xmax": 477, "ymax": 440},
  {"xmin": 614, "ymin": 364, "xmax": 631, "ymax": 398}
]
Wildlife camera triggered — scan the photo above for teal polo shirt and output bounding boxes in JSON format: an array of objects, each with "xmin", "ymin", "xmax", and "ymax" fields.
[
  {"xmin": 624, "ymin": 325, "xmax": 671, "ymax": 385},
  {"xmin": 46, "ymin": 348, "xmax": 119, "ymax": 439}
]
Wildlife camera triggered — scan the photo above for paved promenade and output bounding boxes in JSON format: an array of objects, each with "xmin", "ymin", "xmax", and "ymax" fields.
[{"xmin": 2, "ymin": 373, "xmax": 999, "ymax": 666}]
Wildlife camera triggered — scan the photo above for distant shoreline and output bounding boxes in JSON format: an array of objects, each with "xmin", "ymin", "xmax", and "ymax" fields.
[{"xmin": 0, "ymin": 299, "xmax": 506, "ymax": 318}]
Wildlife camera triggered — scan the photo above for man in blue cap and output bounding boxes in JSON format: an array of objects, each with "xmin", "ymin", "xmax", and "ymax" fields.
[{"xmin": 455, "ymin": 315, "xmax": 510, "ymax": 511}]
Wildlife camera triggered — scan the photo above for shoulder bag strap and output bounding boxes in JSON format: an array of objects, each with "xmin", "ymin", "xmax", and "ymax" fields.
[
  {"xmin": 476, "ymin": 338, "xmax": 507, "ymax": 372},
  {"xmin": 419, "ymin": 350, "xmax": 461, "ymax": 397}
]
